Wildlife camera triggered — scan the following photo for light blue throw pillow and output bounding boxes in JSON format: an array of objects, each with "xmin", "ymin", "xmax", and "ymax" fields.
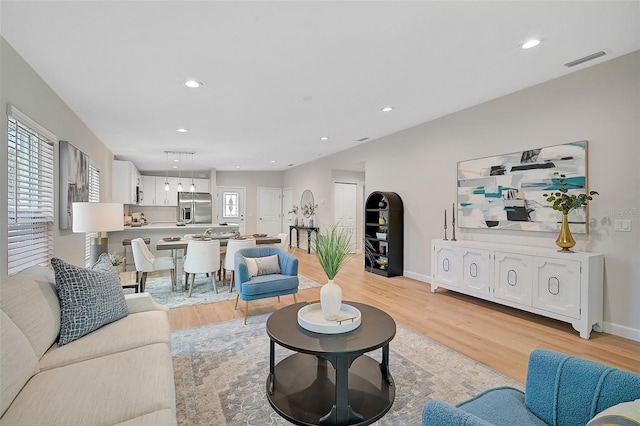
[{"xmin": 51, "ymin": 254, "xmax": 128, "ymax": 346}]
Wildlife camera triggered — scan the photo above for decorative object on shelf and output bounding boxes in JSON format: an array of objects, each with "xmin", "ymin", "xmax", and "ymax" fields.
[
  {"xmin": 379, "ymin": 216, "xmax": 386, "ymax": 225},
  {"xmin": 443, "ymin": 208, "xmax": 448, "ymax": 240},
  {"xmin": 457, "ymin": 140, "xmax": 589, "ymax": 232},
  {"xmin": 364, "ymin": 238, "xmax": 377, "ymax": 273},
  {"xmin": 288, "ymin": 205, "xmax": 299, "ymax": 226},
  {"xmin": 451, "ymin": 203, "xmax": 457, "ymax": 241},
  {"xmin": 376, "ymin": 227, "xmax": 388, "ymax": 240},
  {"xmin": 543, "ymin": 172, "xmax": 599, "ymax": 252},
  {"xmin": 313, "ymin": 225, "xmax": 352, "ymax": 321},
  {"xmin": 378, "ymin": 199, "xmax": 387, "ymax": 209},
  {"xmin": 379, "ymin": 245, "xmax": 386, "ymax": 255}
]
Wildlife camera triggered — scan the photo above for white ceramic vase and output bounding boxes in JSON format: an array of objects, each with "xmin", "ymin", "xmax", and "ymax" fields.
[{"xmin": 320, "ymin": 279, "xmax": 342, "ymax": 321}]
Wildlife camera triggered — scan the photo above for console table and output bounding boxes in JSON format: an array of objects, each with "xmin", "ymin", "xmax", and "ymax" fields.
[
  {"xmin": 266, "ymin": 302, "xmax": 396, "ymax": 425},
  {"xmin": 289, "ymin": 225, "xmax": 319, "ymax": 254}
]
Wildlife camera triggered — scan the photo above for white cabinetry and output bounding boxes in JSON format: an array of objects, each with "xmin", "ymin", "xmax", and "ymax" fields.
[
  {"xmin": 141, "ymin": 176, "xmax": 156, "ymax": 205},
  {"xmin": 431, "ymin": 240, "xmax": 603, "ymax": 339},
  {"xmin": 112, "ymin": 160, "xmax": 140, "ymax": 205},
  {"xmin": 155, "ymin": 177, "xmax": 179, "ymax": 206}
]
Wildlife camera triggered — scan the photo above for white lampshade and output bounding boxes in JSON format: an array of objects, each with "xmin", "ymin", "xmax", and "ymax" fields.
[{"xmin": 72, "ymin": 202, "xmax": 124, "ymax": 233}]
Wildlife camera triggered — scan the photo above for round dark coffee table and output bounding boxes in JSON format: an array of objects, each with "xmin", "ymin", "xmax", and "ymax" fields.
[{"xmin": 266, "ymin": 301, "xmax": 396, "ymax": 426}]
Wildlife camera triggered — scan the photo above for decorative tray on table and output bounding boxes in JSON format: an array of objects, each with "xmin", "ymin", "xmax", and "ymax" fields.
[
  {"xmin": 297, "ymin": 303, "xmax": 361, "ymax": 334},
  {"xmin": 253, "ymin": 233, "xmax": 267, "ymax": 237},
  {"xmin": 162, "ymin": 236, "xmax": 181, "ymax": 242}
]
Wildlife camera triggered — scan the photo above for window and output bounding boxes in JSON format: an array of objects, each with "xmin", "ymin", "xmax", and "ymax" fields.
[
  {"xmin": 7, "ymin": 106, "xmax": 56, "ymax": 276},
  {"xmin": 222, "ymin": 191, "xmax": 239, "ymax": 218},
  {"xmin": 84, "ymin": 164, "xmax": 100, "ymax": 264}
]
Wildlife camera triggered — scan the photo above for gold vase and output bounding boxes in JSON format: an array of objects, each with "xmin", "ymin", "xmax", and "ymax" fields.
[{"xmin": 556, "ymin": 214, "xmax": 576, "ymax": 252}]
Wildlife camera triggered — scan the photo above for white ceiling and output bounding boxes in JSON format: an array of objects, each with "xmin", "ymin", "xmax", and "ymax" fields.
[{"xmin": 2, "ymin": 1, "xmax": 639, "ymax": 173}]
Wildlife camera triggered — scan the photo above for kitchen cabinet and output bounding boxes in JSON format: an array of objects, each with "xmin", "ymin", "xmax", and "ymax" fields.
[
  {"xmin": 112, "ymin": 160, "xmax": 140, "ymax": 205},
  {"xmin": 141, "ymin": 176, "xmax": 156, "ymax": 205},
  {"xmin": 364, "ymin": 191, "xmax": 403, "ymax": 277},
  {"xmin": 155, "ymin": 177, "xmax": 180, "ymax": 206},
  {"xmin": 431, "ymin": 239, "xmax": 603, "ymax": 339}
]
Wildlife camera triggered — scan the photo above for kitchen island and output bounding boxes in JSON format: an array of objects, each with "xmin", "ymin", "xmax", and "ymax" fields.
[{"xmin": 107, "ymin": 223, "xmax": 240, "ymax": 258}]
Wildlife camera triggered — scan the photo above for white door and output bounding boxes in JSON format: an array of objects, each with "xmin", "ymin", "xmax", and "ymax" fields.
[
  {"xmin": 258, "ymin": 187, "xmax": 282, "ymax": 235},
  {"xmin": 282, "ymin": 188, "xmax": 293, "ymax": 231},
  {"xmin": 334, "ymin": 183, "xmax": 357, "ymax": 253},
  {"xmin": 217, "ymin": 187, "xmax": 246, "ymax": 235}
]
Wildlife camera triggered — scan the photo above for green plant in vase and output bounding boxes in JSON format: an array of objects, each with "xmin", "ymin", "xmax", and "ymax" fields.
[
  {"xmin": 543, "ymin": 172, "xmax": 599, "ymax": 252},
  {"xmin": 108, "ymin": 252, "xmax": 125, "ymax": 271},
  {"xmin": 313, "ymin": 224, "xmax": 352, "ymax": 320}
]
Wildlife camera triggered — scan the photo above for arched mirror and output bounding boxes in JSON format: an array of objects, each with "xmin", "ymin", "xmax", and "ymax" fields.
[{"xmin": 301, "ymin": 189, "xmax": 314, "ymax": 217}]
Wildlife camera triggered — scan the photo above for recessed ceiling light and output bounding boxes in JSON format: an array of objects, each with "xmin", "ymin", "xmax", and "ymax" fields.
[
  {"xmin": 521, "ymin": 39, "xmax": 541, "ymax": 49},
  {"xmin": 381, "ymin": 106, "xmax": 394, "ymax": 112},
  {"xmin": 176, "ymin": 128, "xmax": 189, "ymax": 133},
  {"xmin": 172, "ymin": 165, "xmax": 178, "ymax": 169},
  {"xmin": 235, "ymin": 165, "xmax": 241, "ymax": 169},
  {"xmin": 173, "ymin": 159, "xmax": 180, "ymax": 162},
  {"xmin": 320, "ymin": 136, "xmax": 329, "ymax": 141},
  {"xmin": 270, "ymin": 160, "xmax": 276, "ymax": 163},
  {"xmin": 184, "ymin": 80, "xmax": 202, "ymax": 88}
]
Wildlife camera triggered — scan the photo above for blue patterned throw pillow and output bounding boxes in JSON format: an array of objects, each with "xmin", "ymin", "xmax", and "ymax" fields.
[{"xmin": 51, "ymin": 255, "xmax": 128, "ymax": 346}]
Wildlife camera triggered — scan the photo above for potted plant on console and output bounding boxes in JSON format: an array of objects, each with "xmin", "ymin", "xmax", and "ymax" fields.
[
  {"xmin": 313, "ymin": 225, "xmax": 352, "ymax": 320},
  {"xmin": 543, "ymin": 172, "xmax": 599, "ymax": 252}
]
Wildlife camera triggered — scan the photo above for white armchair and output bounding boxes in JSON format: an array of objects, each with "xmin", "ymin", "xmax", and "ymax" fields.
[
  {"xmin": 131, "ymin": 238, "xmax": 176, "ymax": 292},
  {"xmin": 183, "ymin": 239, "xmax": 221, "ymax": 296}
]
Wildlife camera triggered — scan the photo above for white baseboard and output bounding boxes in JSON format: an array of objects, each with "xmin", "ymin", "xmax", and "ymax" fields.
[
  {"xmin": 602, "ymin": 321, "xmax": 640, "ymax": 342},
  {"xmin": 403, "ymin": 270, "xmax": 430, "ymax": 283}
]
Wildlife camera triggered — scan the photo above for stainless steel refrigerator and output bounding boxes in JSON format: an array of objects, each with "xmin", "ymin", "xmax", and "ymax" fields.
[{"xmin": 177, "ymin": 192, "xmax": 212, "ymax": 224}]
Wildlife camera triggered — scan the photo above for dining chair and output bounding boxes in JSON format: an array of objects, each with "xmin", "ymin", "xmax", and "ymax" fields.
[
  {"xmin": 277, "ymin": 233, "xmax": 289, "ymax": 251},
  {"xmin": 131, "ymin": 237, "xmax": 176, "ymax": 292},
  {"xmin": 183, "ymin": 239, "xmax": 221, "ymax": 296},
  {"xmin": 223, "ymin": 238, "xmax": 256, "ymax": 291}
]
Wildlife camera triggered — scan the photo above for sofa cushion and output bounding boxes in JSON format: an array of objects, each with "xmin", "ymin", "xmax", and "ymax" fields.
[
  {"xmin": 456, "ymin": 386, "xmax": 547, "ymax": 426},
  {"xmin": 51, "ymin": 257, "xmax": 129, "ymax": 346},
  {"xmin": 39, "ymin": 310, "xmax": 170, "ymax": 371},
  {"xmin": 0, "ymin": 266, "xmax": 60, "ymax": 359},
  {"xmin": 0, "ymin": 343, "xmax": 176, "ymax": 425},
  {"xmin": 0, "ymin": 311, "xmax": 39, "ymax": 417},
  {"xmin": 587, "ymin": 399, "xmax": 640, "ymax": 426},
  {"xmin": 239, "ymin": 274, "xmax": 298, "ymax": 296},
  {"xmin": 244, "ymin": 254, "xmax": 281, "ymax": 277}
]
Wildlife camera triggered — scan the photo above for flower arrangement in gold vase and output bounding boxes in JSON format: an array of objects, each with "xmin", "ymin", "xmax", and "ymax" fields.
[{"xmin": 543, "ymin": 172, "xmax": 599, "ymax": 252}]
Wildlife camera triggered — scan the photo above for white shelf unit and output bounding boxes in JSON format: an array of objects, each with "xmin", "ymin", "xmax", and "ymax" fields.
[{"xmin": 431, "ymin": 239, "xmax": 604, "ymax": 339}]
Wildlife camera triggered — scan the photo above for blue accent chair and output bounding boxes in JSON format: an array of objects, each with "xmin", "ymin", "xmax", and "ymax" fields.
[
  {"xmin": 234, "ymin": 247, "xmax": 299, "ymax": 324},
  {"xmin": 422, "ymin": 349, "xmax": 640, "ymax": 426}
]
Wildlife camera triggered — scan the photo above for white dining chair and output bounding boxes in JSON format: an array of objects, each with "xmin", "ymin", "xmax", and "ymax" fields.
[
  {"xmin": 131, "ymin": 237, "xmax": 176, "ymax": 292},
  {"xmin": 183, "ymin": 239, "xmax": 221, "ymax": 296},
  {"xmin": 277, "ymin": 233, "xmax": 289, "ymax": 251},
  {"xmin": 223, "ymin": 238, "xmax": 256, "ymax": 291}
]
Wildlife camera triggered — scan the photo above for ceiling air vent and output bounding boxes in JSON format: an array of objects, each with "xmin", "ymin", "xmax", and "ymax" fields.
[
  {"xmin": 564, "ymin": 51, "xmax": 606, "ymax": 67},
  {"xmin": 357, "ymin": 137, "xmax": 370, "ymax": 142}
]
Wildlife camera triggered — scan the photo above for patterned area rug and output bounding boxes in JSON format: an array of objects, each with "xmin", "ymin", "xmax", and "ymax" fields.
[
  {"xmin": 127, "ymin": 274, "xmax": 320, "ymax": 308},
  {"xmin": 171, "ymin": 315, "xmax": 523, "ymax": 425}
]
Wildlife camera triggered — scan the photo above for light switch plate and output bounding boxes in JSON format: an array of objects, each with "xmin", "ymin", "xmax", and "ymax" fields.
[{"xmin": 614, "ymin": 219, "xmax": 632, "ymax": 232}]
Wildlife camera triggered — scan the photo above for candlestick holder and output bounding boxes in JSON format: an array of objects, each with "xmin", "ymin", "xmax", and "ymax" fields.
[
  {"xmin": 451, "ymin": 219, "xmax": 457, "ymax": 241},
  {"xmin": 443, "ymin": 223, "xmax": 448, "ymax": 240}
]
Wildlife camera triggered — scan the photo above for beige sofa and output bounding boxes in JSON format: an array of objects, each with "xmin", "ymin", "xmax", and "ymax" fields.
[{"xmin": 0, "ymin": 266, "xmax": 176, "ymax": 425}]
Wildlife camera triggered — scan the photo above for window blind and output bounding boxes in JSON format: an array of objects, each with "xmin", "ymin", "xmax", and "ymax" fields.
[
  {"xmin": 7, "ymin": 113, "xmax": 55, "ymax": 276},
  {"xmin": 85, "ymin": 164, "xmax": 101, "ymax": 263}
]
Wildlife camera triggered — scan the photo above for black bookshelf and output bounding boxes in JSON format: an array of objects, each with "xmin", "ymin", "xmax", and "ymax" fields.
[{"xmin": 364, "ymin": 191, "xmax": 403, "ymax": 277}]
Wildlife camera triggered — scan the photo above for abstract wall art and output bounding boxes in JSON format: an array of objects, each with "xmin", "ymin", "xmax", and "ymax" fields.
[
  {"xmin": 59, "ymin": 140, "xmax": 89, "ymax": 230},
  {"xmin": 457, "ymin": 140, "xmax": 589, "ymax": 233}
]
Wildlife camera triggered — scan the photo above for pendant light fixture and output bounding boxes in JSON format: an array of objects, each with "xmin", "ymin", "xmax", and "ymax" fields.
[
  {"xmin": 164, "ymin": 151, "xmax": 170, "ymax": 191},
  {"xmin": 177, "ymin": 152, "xmax": 183, "ymax": 192},
  {"xmin": 189, "ymin": 153, "xmax": 195, "ymax": 192}
]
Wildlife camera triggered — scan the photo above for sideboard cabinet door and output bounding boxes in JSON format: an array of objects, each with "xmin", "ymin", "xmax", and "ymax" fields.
[
  {"xmin": 433, "ymin": 244, "xmax": 460, "ymax": 288},
  {"xmin": 494, "ymin": 252, "xmax": 532, "ymax": 307},
  {"xmin": 460, "ymin": 248, "xmax": 491, "ymax": 296},
  {"xmin": 532, "ymin": 257, "xmax": 581, "ymax": 319}
]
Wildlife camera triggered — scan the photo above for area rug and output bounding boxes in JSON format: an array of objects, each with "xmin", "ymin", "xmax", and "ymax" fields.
[
  {"xmin": 128, "ymin": 275, "xmax": 321, "ymax": 308},
  {"xmin": 171, "ymin": 315, "xmax": 523, "ymax": 425}
]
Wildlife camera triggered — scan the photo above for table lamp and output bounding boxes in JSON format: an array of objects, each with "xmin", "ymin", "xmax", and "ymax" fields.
[{"xmin": 73, "ymin": 202, "xmax": 124, "ymax": 264}]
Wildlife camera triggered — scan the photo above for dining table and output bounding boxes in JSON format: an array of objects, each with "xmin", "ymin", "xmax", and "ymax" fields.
[{"xmin": 156, "ymin": 235, "xmax": 282, "ymax": 288}]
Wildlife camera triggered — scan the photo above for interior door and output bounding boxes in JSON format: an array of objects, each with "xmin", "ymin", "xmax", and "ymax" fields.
[
  {"xmin": 217, "ymin": 186, "xmax": 246, "ymax": 234},
  {"xmin": 258, "ymin": 187, "xmax": 282, "ymax": 235},
  {"xmin": 334, "ymin": 182, "xmax": 357, "ymax": 253}
]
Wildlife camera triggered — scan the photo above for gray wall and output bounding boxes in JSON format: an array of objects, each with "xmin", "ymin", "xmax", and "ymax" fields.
[
  {"xmin": 284, "ymin": 51, "xmax": 640, "ymax": 340},
  {"xmin": 1, "ymin": 37, "xmax": 114, "ymax": 274}
]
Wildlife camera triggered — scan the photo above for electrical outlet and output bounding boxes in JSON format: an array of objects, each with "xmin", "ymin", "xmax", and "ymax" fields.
[{"xmin": 614, "ymin": 219, "xmax": 631, "ymax": 232}]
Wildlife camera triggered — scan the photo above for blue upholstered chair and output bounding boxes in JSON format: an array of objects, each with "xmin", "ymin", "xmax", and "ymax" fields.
[
  {"xmin": 234, "ymin": 247, "xmax": 299, "ymax": 324},
  {"xmin": 422, "ymin": 349, "xmax": 640, "ymax": 426}
]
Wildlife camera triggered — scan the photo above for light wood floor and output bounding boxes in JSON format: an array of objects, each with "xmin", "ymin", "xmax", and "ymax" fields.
[{"xmin": 168, "ymin": 249, "xmax": 640, "ymax": 384}]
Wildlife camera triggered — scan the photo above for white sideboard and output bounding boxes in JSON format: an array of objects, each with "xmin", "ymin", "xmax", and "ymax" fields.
[{"xmin": 431, "ymin": 239, "xmax": 604, "ymax": 339}]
